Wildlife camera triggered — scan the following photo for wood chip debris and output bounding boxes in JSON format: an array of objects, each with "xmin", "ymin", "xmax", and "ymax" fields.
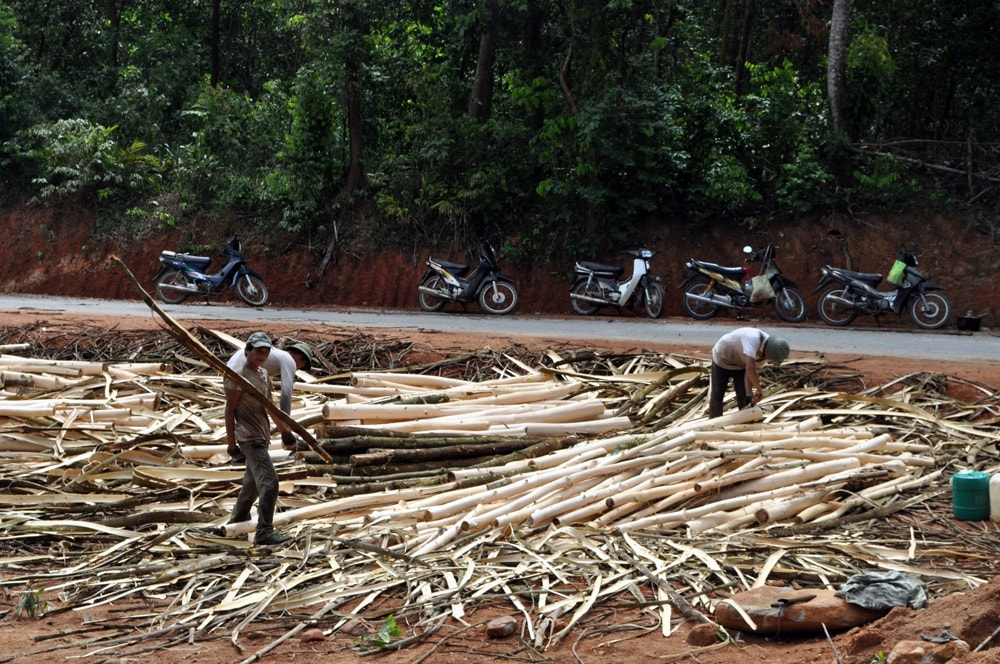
[{"xmin": 0, "ymin": 323, "xmax": 998, "ymax": 660}]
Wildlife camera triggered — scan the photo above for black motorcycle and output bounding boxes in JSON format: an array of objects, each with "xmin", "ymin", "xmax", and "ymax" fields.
[
  {"xmin": 679, "ymin": 244, "xmax": 807, "ymax": 322},
  {"xmin": 417, "ymin": 241, "xmax": 519, "ymax": 315},
  {"xmin": 815, "ymin": 251, "xmax": 951, "ymax": 329},
  {"xmin": 153, "ymin": 235, "xmax": 269, "ymax": 306}
]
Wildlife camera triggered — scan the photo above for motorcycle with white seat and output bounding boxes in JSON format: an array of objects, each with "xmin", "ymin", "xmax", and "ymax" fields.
[{"xmin": 569, "ymin": 248, "xmax": 664, "ymax": 318}]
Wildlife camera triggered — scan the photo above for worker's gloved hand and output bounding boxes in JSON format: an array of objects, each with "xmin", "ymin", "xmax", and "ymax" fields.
[
  {"xmin": 227, "ymin": 444, "xmax": 245, "ymax": 463},
  {"xmin": 281, "ymin": 431, "xmax": 297, "ymax": 450}
]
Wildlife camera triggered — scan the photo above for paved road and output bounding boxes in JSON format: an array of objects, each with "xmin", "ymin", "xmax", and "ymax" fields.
[{"xmin": 1, "ymin": 293, "xmax": 997, "ymax": 362}]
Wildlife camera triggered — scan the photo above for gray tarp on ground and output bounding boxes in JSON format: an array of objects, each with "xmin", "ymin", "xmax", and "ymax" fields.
[{"xmin": 835, "ymin": 570, "xmax": 928, "ymax": 610}]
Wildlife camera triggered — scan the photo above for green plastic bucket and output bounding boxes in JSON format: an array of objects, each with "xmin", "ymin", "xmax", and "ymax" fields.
[{"xmin": 952, "ymin": 470, "xmax": 990, "ymax": 520}]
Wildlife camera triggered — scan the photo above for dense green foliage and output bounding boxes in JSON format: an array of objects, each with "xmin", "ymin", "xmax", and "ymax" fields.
[{"xmin": 1, "ymin": 0, "xmax": 998, "ymax": 260}]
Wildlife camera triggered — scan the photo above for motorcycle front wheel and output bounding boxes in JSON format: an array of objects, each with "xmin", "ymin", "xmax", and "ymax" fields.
[
  {"xmin": 817, "ymin": 287, "xmax": 857, "ymax": 326},
  {"xmin": 643, "ymin": 282, "xmax": 665, "ymax": 319},
  {"xmin": 570, "ymin": 280, "xmax": 602, "ymax": 315},
  {"xmin": 479, "ymin": 281, "xmax": 518, "ymax": 315},
  {"xmin": 909, "ymin": 292, "xmax": 951, "ymax": 329},
  {"xmin": 418, "ymin": 275, "xmax": 448, "ymax": 312},
  {"xmin": 772, "ymin": 287, "xmax": 807, "ymax": 323},
  {"xmin": 681, "ymin": 280, "xmax": 720, "ymax": 319},
  {"xmin": 155, "ymin": 269, "xmax": 191, "ymax": 305},
  {"xmin": 236, "ymin": 275, "xmax": 269, "ymax": 306}
]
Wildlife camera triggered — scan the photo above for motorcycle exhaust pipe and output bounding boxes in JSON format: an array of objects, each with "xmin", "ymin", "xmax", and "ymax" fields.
[
  {"xmin": 418, "ymin": 285, "xmax": 456, "ymax": 301},
  {"xmin": 158, "ymin": 282, "xmax": 203, "ymax": 295},
  {"xmin": 569, "ymin": 293, "xmax": 613, "ymax": 306},
  {"xmin": 684, "ymin": 292, "xmax": 735, "ymax": 308},
  {"xmin": 823, "ymin": 293, "xmax": 856, "ymax": 308}
]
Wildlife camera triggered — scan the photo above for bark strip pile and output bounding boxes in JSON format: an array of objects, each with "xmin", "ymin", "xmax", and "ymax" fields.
[{"xmin": 0, "ymin": 329, "xmax": 998, "ymax": 661}]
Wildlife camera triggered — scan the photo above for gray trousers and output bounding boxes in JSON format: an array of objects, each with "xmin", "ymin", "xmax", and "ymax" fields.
[{"xmin": 229, "ymin": 439, "xmax": 279, "ymax": 539}]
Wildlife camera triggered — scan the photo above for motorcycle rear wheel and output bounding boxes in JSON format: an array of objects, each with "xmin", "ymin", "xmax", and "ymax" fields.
[
  {"xmin": 236, "ymin": 275, "xmax": 269, "ymax": 306},
  {"xmin": 817, "ymin": 287, "xmax": 857, "ymax": 326},
  {"xmin": 479, "ymin": 281, "xmax": 518, "ymax": 315},
  {"xmin": 644, "ymin": 282, "xmax": 665, "ymax": 319},
  {"xmin": 681, "ymin": 280, "xmax": 720, "ymax": 319},
  {"xmin": 909, "ymin": 292, "xmax": 951, "ymax": 329},
  {"xmin": 418, "ymin": 275, "xmax": 448, "ymax": 312},
  {"xmin": 772, "ymin": 287, "xmax": 807, "ymax": 323},
  {"xmin": 570, "ymin": 281, "xmax": 602, "ymax": 315},
  {"xmin": 155, "ymin": 269, "xmax": 191, "ymax": 305}
]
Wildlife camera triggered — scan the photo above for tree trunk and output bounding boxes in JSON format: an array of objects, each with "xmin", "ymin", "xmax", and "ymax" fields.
[
  {"xmin": 319, "ymin": 4, "xmax": 367, "ymax": 277},
  {"xmin": 733, "ymin": 0, "xmax": 758, "ymax": 94},
  {"xmin": 206, "ymin": 0, "xmax": 221, "ymax": 87},
  {"xmin": 468, "ymin": 0, "xmax": 499, "ymax": 123},
  {"xmin": 827, "ymin": 0, "xmax": 852, "ymax": 138}
]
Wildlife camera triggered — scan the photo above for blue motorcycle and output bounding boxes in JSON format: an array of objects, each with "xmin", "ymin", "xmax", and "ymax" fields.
[{"xmin": 153, "ymin": 235, "xmax": 269, "ymax": 306}]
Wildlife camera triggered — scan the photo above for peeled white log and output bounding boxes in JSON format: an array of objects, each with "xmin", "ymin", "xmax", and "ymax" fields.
[
  {"xmin": 754, "ymin": 449, "xmax": 935, "ymax": 467},
  {"xmin": 682, "ymin": 503, "xmax": 766, "ymax": 534},
  {"xmin": 223, "ymin": 483, "xmax": 460, "ymax": 536},
  {"xmin": 600, "ymin": 457, "xmax": 730, "ymax": 513},
  {"xmin": 107, "ymin": 362, "xmax": 169, "ymax": 376},
  {"xmin": 448, "ymin": 461, "xmax": 536, "ymax": 482},
  {"xmin": 494, "ymin": 474, "xmax": 609, "ymax": 530},
  {"xmin": 2, "ymin": 364, "xmax": 83, "ymax": 377},
  {"xmin": 351, "ymin": 372, "xmax": 470, "ymax": 388},
  {"xmin": 710, "ymin": 457, "xmax": 862, "ymax": 503},
  {"xmin": 0, "ymin": 371, "xmax": 73, "ymax": 390},
  {"xmin": 322, "ymin": 401, "xmax": 489, "ymax": 422},
  {"xmin": 618, "ymin": 458, "xmax": 862, "ymax": 531},
  {"xmin": 527, "ymin": 457, "xmax": 712, "ymax": 527},
  {"xmin": 421, "ymin": 457, "xmax": 606, "ymax": 524},
  {"xmin": 0, "ymin": 356, "xmax": 106, "ymax": 375},
  {"xmin": 612, "ymin": 456, "xmax": 771, "ymax": 519},
  {"xmin": 357, "ymin": 400, "xmax": 611, "ymax": 434},
  {"xmin": 806, "ymin": 469, "xmax": 944, "ymax": 523},
  {"xmin": 444, "ymin": 381, "xmax": 583, "ymax": 405},
  {"xmin": 79, "ymin": 407, "xmax": 133, "ymax": 422},
  {"xmin": 322, "ymin": 392, "xmax": 600, "ymax": 424},
  {"xmin": 523, "ymin": 417, "xmax": 632, "ymax": 437},
  {"xmin": 752, "ymin": 491, "xmax": 835, "ymax": 527},
  {"xmin": 0, "ymin": 402, "xmax": 57, "ymax": 417},
  {"xmin": 300, "ymin": 384, "xmax": 406, "ymax": 397},
  {"xmin": 358, "ymin": 417, "xmax": 492, "ymax": 433},
  {"xmin": 461, "ymin": 471, "xmax": 586, "ymax": 533}
]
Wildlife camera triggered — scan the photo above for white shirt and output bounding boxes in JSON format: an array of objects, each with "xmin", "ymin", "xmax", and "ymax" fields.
[
  {"xmin": 228, "ymin": 347, "xmax": 298, "ymax": 415},
  {"xmin": 711, "ymin": 327, "xmax": 770, "ymax": 371}
]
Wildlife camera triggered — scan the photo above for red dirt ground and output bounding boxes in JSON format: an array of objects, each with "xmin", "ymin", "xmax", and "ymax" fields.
[{"xmin": 2, "ymin": 308, "xmax": 1000, "ymax": 663}]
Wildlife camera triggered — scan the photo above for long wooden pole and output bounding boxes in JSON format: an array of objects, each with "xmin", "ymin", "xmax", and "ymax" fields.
[{"xmin": 113, "ymin": 256, "xmax": 332, "ymax": 462}]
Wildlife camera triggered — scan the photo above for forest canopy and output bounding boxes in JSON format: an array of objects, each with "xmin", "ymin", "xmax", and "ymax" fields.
[{"xmin": 1, "ymin": 0, "xmax": 998, "ymax": 262}]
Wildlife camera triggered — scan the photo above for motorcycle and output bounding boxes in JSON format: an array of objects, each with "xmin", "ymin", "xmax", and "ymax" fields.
[
  {"xmin": 417, "ymin": 241, "xmax": 519, "ymax": 315},
  {"xmin": 569, "ymin": 248, "xmax": 664, "ymax": 318},
  {"xmin": 815, "ymin": 251, "xmax": 951, "ymax": 329},
  {"xmin": 679, "ymin": 244, "xmax": 807, "ymax": 322},
  {"xmin": 153, "ymin": 235, "xmax": 269, "ymax": 307}
]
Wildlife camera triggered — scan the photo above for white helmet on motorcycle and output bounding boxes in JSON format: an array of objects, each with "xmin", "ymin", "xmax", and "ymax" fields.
[{"xmin": 764, "ymin": 335, "xmax": 790, "ymax": 365}]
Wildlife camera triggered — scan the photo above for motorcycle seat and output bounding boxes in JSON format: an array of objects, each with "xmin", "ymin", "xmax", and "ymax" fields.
[
  {"xmin": 690, "ymin": 260, "xmax": 745, "ymax": 280},
  {"xmin": 577, "ymin": 261, "xmax": 625, "ymax": 276},
  {"xmin": 826, "ymin": 266, "xmax": 881, "ymax": 285},
  {"xmin": 429, "ymin": 258, "xmax": 470, "ymax": 276},
  {"xmin": 161, "ymin": 250, "xmax": 212, "ymax": 269}
]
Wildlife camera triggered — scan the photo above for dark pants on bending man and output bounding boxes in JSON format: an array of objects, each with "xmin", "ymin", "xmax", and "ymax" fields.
[
  {"xmin": 229, "ymin": 438, "xmax": 279, "ymax": 540},
  {"xmin": 709, "ymin": 363, "xmax": 751, "ymax": 418}
]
